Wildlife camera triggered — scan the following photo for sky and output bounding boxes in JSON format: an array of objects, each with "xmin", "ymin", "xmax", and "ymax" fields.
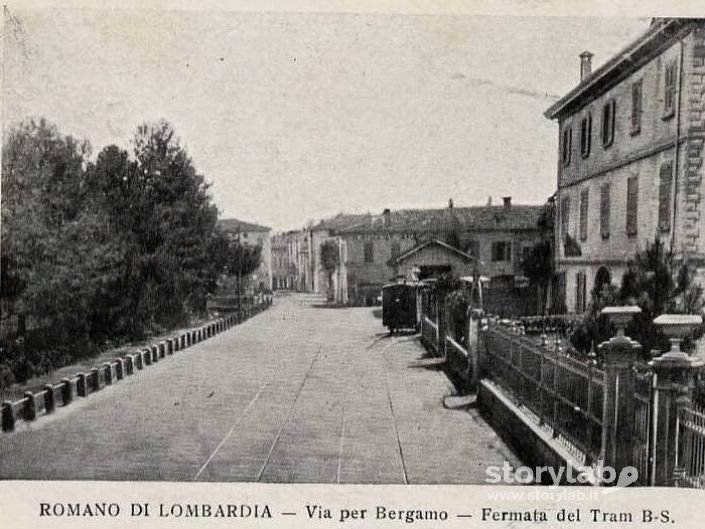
[{"xmin": 3, "ymin": 7, "xmax": 649, "ymax": 231}]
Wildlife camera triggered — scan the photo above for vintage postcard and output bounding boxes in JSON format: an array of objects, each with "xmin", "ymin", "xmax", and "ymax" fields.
[{"xmin": 1, "ymin": 0, "xmax": 704, "ymax": 527}]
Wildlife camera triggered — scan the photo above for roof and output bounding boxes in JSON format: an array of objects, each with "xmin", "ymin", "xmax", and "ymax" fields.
[
  {"xmin": 394, "ymin": 239, "xmax": 473, "ymax": 264},
  {"xmin": 218, "ymin": 218, "xmax": 271, "ymax": 233},
  {"xmin": 545, "ymin": 18, "xmax": 693, "ymax": 120},
  {"xmin": 312, "ymin": 213, "xmax": 372, "ymax": 232},
  {"xmin": 336, "ymin": 205, "xmax": 544, "ymax": 234}
]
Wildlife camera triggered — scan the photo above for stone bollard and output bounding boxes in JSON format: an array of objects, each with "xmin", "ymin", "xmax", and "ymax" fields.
[
  {"xmin": 2, "ymin": 401, "xmax": 15, "ymax": 432},
  {"xmin": 167, "ymin": 339, "xmax": 174, "ymax": 355},
  {"xmin": 135, "ymin": 352, "xmax": 144, "ymax": 370},
  {"xmin": 77, "ymin": 373, "xmax": 88, "ymax": 397},
  {"xmin": 103, "ymin": 363, "xmax": 113, "ymax": 386},
  {"xmin": 651, "ymin": 314, "xmax": 704, "ymax": 487},
  {"xmin": 143, "ymin": 349, "xmax": 152, "ymax": 366},
  {"xmin": 90, "ymin": 368, "xmax": 101, "ymax": 392},
  {"xmin": 159, "ymin": 341, "xmax": 166, "ymax": 358},
  {"xmin": 151, "ymin": 345, "xmax": 159, "ymax": 363},
  {"xmin": 598, "ymin": 306, "xmax": 642, "ymax": 473},
  {"xmin": 61, "ymin": 378, "xmax": 73, "ymax": 405},
  {"xmin": 24, "ymin": 391, "xmax": 37, "ymax": 421},
  {"xmin": 125, "ymin": 355, "xmax": 135, "ymax": 375},
  {"xmin": 44, "ymin": 384, "xmax": 56, "ymax": 414},
  {"xmin": 115, "ymin": 358, "xmax": 124, "ymax": 380}
]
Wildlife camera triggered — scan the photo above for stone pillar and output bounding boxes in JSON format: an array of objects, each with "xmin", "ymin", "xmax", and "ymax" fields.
[
  {"xmin": 144, "ymin": 349, "xmax": 152, "ymax": 366},
  {"xmin": 44, "ymin": 384, "xmax": 56, "ymax": 414},
  {"xmin": 135, "ymin": 352, "xmax": 143, "ymax": 370},
  {"xmin": 90, "ymin": 367, "xmax": 100, "ymax": 391},
  {"xmin": 167, "ymin": 339, "xmax": 174, "ymax": 355},
  {"xmin": 651, "ymin": 314, "xmax": 704, "ymax": 486},
  {"xmin": 159, "ymin": 341, "xmax": 166, "ymax": 358},
  {"xmin": 115, "ymin": 358, "xmax": 124, "ymax": 380},
  {"xmin": 103, "ymin": 363, "xmax": 113, "ymax": 386},
  {"xmin": 2, "ymin": 401, "xmax": 15, "ymax": 432},
  {"xmin": 467, "ymin": 309, "xmax": 483, "ymax": 389},
  {"xmin": 61, "ymin": 378, "xmax": 73, "ymax": 405},
  {"xmin": 23, "ymin": 391, "xmax": 37, "ymax": 421},
  {"xmin": 151, "ymin": 345, "xmax": 159, "ymax": 362},
  {"xmin": 598, "ymin": 306, "xmax": 642, "ymax": 477},
  {"xmin": 125, "ymin": 355, "xmax": 135, "ymax": 375},
  {"xmin": 77, "ymin": 373, "xmax": 88, "ymax": 397}
]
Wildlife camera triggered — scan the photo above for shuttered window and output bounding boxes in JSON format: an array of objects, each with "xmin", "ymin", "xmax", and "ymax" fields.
[
  {"xmin": 580, "ymin": 114, "xmax": 592, "ymax": 157},
  {"xmin": 626, "ymin": 176, "xmax": 639, "ymax": 236},
  {"xmin": 602, "ymin": 99, "xmax": 616, "ymax": 147},
  {"xmin": 658, "ymin": 162, "xmax": 673, "ymax": 232},
  {"xmin": 575, "ymin": 272, "xmax": 587, "ymax": 314},
  {"xmin": 664, "ymin": 61, "xmax": 677, "ymax": 117},
  {"xmin": 562, "ymin": 126, "xmax": 572, "ymax": 166},
  {"xmin": 579, "ymin": 188, "xmax": 589, "ymax": 241},
  {"xmin": 600, "ymin": 183, "xmax": 611, "ymax": 239},
  {"xmin": 631, "ymin": 80, "xmax": 642, "ymax": 134},
  {"xmin": 560, "ymin": 196, "xmax": 571, "ymax": 239}
]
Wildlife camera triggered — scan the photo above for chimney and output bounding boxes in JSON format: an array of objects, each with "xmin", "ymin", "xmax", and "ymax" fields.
[
  {"xmin": 448, "ymin": 198, "xmax": 454, "ymax": 209},
  {"xmin": 502, "ymin": 196, "xmax": 512, "ymax": 209},
  {"xmin": 580, "ymin": 51, "xmax": 593, "ymax": 82},
  {"xmin": 382, "ymin": 208, "xmax": 391, "ymax": 228}
]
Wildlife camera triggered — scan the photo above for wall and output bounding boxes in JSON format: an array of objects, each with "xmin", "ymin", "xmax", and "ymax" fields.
[{"xmin": 465, "ymin": 229, "xmax": 542, "ymax": 278}]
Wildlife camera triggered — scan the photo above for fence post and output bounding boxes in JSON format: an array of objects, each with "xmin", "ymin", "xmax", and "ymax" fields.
[
  {"xmin": 467, "ymin": 309, "xmax": 482, "ymax": 389},
  {"xmin": 61, "ymin": 378, "xmax": 73, "ymax": 405},
  {"xmin": 598, "ymin": 306, "xmax": 642, "ymax": 480},
  {"xmin": 44, "ymin": 384, "xmax": 55, "ymax": 414},
  {"xmin": 650, "ymin": 314, "xmax": 703, "ymax": 487},
  {"xmin": 2, "ymin": 401, "xmax": 15, "ymax": 432},
  {"xmin": 23, "ymin": 391, "xmax": 37, "ymax": 421}
]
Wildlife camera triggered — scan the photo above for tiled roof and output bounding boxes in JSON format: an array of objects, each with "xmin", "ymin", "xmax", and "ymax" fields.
[
  {"xmin": 335, "ymin": 205, "xmax": 544, "ymax": 234},
  {"xmin": 312, "ymin": 213, "xmax": 372, "ymax": 232},
  {"xmin": 218, "ymin": 218, "xmax": 271, "ymax": 233}
]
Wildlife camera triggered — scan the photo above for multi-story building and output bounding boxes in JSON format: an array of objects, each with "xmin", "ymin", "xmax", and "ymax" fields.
[
  {"xmin": 218, "ymin": 218, "xmax": 272, "ymax": 291},
  {"xmin": 323, "ymin": 199, "xmax": 546, "ymax": 306},
  {"xmin": 545, "ymin": 18, "xmax": 705, "ymax": 314}
]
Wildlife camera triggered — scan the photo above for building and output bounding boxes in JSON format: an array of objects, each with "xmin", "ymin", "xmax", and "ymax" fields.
[
  {"xmin": 545, "ymin": 18, "xmax": 705, "ymax": 314},
  {"xmin": 271, "ymin": 230, "xmax": 311, "ymax": 291},
  {"xmin": 218, "ymin": 218, "xmax": 272, "ymax": 291},
  {"xmin": 325, "ymin": 199, "xmax": 546, "ymax": 306}
]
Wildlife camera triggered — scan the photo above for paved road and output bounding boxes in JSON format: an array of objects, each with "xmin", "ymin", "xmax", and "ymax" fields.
[{"xmin": 0, "ymin": 293, "xmax": 519, "ymax": 483}]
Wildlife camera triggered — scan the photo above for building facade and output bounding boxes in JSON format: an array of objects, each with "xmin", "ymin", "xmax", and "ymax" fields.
[
  {"xmin": 218, "ymin": 218, "xmax": 273, "ymax": 291},
  {"xmin": 271, "ymin": 230, "xmax": 311, "ymax": 291},
  {"xmin": 545, "ymin": 18, "xmax": 705, "ymax": 314}
]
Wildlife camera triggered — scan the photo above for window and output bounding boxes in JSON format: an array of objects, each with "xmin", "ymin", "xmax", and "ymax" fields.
[
  {"xmin": 560, "ymin": 196, "xmax": 571, "ymax": 238},
  {"xmin": 600, "ymin": 182, "xmax": 611, "ymax": 239},
  {"xmin": 562, "ymin": 126, "xmax": 572, "ymax": 166},
  {"xmin": 579, "ymin": 188, "xmax": 589, "ymax": 241},
  {"xmin": 658, "ymin": 162, "xmax": 673, "ymax": 232},
  {"xmin": 626, "ymin": 176, "xmax": 639, "ymax": 236},
  {"xmin": 575, "ymin": 272, "xmax": 587, "ymax": 314},
  {"xmin": 364, "ymin": 241, "xmax": 374, "ymax": 263},
  {"xmin": 580, "ymin": 114, "xmax": 592, "ymax": 157},
  {"xmin": 664, "ymin": 61, "xmax": 678, "ymax": 118},
  {"xmin": 491, "ymin": 241, "xmax": 512, "ymax": 262},
  {"xmin": 602, "ymin": 99, "xmax": 616, "ymax": 147},
  {"xmin": 522, "ymin": 244, "xmax": 533, "ymax": 262},
  {"xmin": 631, "ymin": 80, "xmax": 642, "ymax": 134}
]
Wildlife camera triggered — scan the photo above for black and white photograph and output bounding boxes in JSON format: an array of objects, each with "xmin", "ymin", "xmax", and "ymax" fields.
[{"xmin": 2, "ymin": 1, "xmax": 705, "ymax": 508}]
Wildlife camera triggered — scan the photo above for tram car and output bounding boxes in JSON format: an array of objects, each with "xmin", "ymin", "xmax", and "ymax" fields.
[{"xmin": 382, "ymin": 282, "xmax": 419, "ymax": 334}]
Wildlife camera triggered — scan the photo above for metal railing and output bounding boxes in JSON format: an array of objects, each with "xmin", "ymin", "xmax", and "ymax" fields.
[
  {"xmin": 421, "ymin": 316, "xmax": 439, "ymax": 353},
  {"xmin": 678, "ymin": 404, "xmax": 705, "ymax": 488},
  {"xmin": 483, "ymin": 324, "xmax": 604, "ymax": 465}
]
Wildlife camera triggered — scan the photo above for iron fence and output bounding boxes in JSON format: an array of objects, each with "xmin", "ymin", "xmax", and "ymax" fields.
[{"xmin": 677, "ymin": 403, "xmax": 705, "ymax": 488}]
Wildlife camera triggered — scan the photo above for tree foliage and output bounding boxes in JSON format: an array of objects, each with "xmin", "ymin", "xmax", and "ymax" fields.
[{"xmin": 1, "ymin": 118, "xmax": 232, "ymax": 386}]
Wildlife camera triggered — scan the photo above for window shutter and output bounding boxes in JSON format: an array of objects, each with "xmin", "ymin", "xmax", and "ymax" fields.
[
  {"xmin": 658, "ymin": 162, "xmax": 673, "ymax": 232},
  {"xmin": 626, "ymin": 176, "xmax": 639, "ymax": 236},
  {"xmin": 600, "ymin": 183, "xmax": 611, "ymax": 239},
  {"xmin": 575, "ymin": 272, "xmax": 582, "ymax": 313},
  {"xmin": 631, "ymin": 80, "xmax": 642, "ymax": 132},
  {"xmin": 561, "ymin": 196, "xmax": 571, "ymax": 239},
  {"xmin": 579, "ymin": 188, "xmax": 589, "ymax": 241}
]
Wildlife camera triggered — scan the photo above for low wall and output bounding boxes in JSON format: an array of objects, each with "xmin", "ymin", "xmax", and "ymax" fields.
[
  {"xmin": 477, "ymin": 380, "xmax": 596, "ymax": 485},
  {"xmin": 1, "ymin": 300, "xmax": 273, "ymax": 433}
]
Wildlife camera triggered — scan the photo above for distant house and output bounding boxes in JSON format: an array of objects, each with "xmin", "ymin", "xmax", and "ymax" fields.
[
  {"xmin": 218, "ymin": 218, "xmax": 272, "ymax": 291},
  {"xmin": 392, "ymin": 239, "xmax": 474, "ymax": 280},
  {"xmin": 271, "ymin": 230, "xmax": 310, "ymax": 291},
  {"xmin": 317, "ymin": 199, "xmax": 546, "ymax": 307}
]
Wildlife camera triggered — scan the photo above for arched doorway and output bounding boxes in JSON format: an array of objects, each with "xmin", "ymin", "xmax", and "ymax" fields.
[{"xmin": 594, "ymin": 266, "xmax": 611, "ymax": 294}]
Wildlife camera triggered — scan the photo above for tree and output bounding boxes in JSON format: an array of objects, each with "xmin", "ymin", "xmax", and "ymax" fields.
[{"xmin": 320, "ymin": 240, "xmax": 340, "ymax": 301}]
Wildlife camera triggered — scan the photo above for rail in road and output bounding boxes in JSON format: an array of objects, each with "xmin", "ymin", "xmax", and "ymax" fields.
[{"xmin": 0, "ymin": 293, "xmax": 519, "ymax": 484}]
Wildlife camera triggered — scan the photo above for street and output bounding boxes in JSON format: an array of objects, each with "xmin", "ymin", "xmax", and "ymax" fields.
[{"xmin": 0, "ymin": 294, "xmax": 518, "ymax": 483}]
